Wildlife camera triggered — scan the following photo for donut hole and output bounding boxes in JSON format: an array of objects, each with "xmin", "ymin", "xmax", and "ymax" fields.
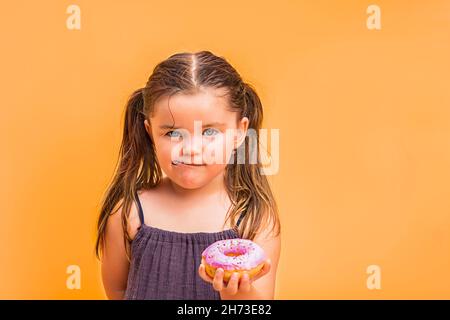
[{"xmin": 224, "ymin": 250, "xmax": 245, "ymax": 257}]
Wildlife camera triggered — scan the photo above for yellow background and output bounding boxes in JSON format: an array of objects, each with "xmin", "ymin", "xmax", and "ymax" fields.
[{"xmin": 1, "ymin": 0, "xmax": 449, "ymax": 299}]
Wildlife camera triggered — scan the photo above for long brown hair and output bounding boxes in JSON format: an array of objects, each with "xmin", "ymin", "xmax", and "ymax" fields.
[{"xmin": 95, "ymin": 51, "xmax": 281, "ymax": 261}]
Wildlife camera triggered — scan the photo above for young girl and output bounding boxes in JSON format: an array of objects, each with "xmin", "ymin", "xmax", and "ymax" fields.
[{"xmin": 95, "ymin": 51, "xmax": 281, "ymax": 300}]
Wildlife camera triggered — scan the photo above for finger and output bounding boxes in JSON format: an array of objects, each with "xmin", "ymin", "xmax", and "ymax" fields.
[
  {"xmin": 198, "ymin": 264, "xmax": 213, "ymax": 284},
  {"xmin": 212, "ymin": 268, "xmax": 224, "ymax": 291},
  {"xmin": 239, "ymin": 272, "xmax": 251, "ymax": 293},
  {"xmin": 225, "ymin": 272, "xmax": 240, "ymax": 295},
  {"xmin": 251, "ymin": 259, "xmax": 271, "ymax": 282}
]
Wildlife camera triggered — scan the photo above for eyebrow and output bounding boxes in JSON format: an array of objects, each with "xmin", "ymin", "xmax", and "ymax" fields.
[{"xmin": 159, "ymin": 122, "xmax": 226, "ymax": 129}]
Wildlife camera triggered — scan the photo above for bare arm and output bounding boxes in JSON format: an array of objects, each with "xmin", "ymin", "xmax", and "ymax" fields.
[{"xmin": 101, "ymin": 206, "xmax": 131, "ymax": 300}]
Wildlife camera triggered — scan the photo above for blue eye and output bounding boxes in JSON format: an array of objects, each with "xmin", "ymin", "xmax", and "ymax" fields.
[
  {"xmin": 165, "ymin": 130, "xmax": 182, "ymax": 138},
  {"xmin": 203, "ymin": 128, "xmax": 219, "ymax": 137}
]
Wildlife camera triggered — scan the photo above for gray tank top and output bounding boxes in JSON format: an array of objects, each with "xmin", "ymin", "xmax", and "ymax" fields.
[{"xmin": 124, "ymin": 190, "xmax": 246, "ymax": 300}]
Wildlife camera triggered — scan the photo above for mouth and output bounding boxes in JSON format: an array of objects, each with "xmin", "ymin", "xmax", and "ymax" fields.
[{"xmin": 171, "ymin": 160, "xmax": 206, "ymax": 166}]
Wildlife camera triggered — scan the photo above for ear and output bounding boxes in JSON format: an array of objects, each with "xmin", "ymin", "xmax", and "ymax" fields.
[
  {"xmin": 144, "ymin": 119, "xmax": 153, "ymax": 140},
  {"xmin": 234, "ymin": 116, "xmax": 249, "ymax": 149}
]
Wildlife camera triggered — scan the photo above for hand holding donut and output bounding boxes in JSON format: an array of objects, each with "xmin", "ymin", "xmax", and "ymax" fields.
[{"xmin": 198, "ymin": 238, "xmax": 271, "ymax": 296}]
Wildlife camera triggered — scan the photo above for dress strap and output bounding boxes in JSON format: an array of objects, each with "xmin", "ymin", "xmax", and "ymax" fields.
[
  {"xmin": 134, "ymin": 190, "xmax": 145, "ymax": 226},
  {"xmin": 236, "ymin": 211, "xmax": 246, "ymax": 228}
]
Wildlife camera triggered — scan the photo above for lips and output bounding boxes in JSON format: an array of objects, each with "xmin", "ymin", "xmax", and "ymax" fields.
[{"xmin": 172, "ymin": 160, "xmax": 206, "ymax": 166}]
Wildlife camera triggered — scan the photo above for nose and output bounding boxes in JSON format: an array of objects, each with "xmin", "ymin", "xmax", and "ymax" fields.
[{"xmin": 181, "ymin": 133, "xmax": 203, "ymax": 163}]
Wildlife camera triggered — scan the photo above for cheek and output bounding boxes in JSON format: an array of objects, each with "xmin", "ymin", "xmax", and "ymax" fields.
[
  {"xmin": 203, "ymin": 136, "xmax": 235, "ymax": 164},
  {"xmin": 153, "ymin": 139, "xmax": 177, "ymax": 162}
]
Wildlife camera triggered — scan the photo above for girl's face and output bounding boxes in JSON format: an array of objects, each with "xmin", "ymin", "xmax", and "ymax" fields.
[{"xmin": 144, "ymin": 87, "xmax": 249, "ymax": 190}]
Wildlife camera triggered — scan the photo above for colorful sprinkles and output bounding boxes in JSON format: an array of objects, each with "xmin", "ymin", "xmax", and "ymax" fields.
[{"xmin": 201, "ymin": 238, "xmax": 266, "ymax": 271}]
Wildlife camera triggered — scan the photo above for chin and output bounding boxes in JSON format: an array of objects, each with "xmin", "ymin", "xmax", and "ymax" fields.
[{"xmin": 163, "ymin": 168, "xmax": 205, "ymax": 189}]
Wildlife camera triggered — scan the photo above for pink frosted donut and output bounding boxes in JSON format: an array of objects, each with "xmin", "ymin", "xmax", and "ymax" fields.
[{"xmin": 201, "ymin": 238, "xmax": 266, "ymax": 282}]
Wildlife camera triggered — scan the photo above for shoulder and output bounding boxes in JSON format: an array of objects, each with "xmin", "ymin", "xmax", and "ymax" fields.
[
  {"xmin": 124, "ymin": 183, "xmax": 168, "ymax": 238},
  {"xmin": 133, "ymin": 177, "xmax": 174, "ymax": 217},
  {"xmin": 251, "ymin": 212, "xmax": 281, "ymax": 273},
  {"xmin": 106, "ymin": 194, "xmax": 142, "ymax": 241},
  {"xmin": 253, "ymin": 207, "xmax": 281, "ymax": 241},
  {"xmin": 252, "ymin": 215, "xmax": 281, "ymax": 257}
]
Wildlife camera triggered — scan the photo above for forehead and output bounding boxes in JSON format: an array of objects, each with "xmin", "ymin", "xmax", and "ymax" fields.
[{"xmin": 151, "ymin": 87, "xmax": 237, "ymax": 128}]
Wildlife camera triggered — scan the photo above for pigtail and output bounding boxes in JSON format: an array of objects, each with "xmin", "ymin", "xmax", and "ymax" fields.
[
  {"xmin": 95, "ymin": 88, "xmax": 161, "ymax": 261},
  {"xmin": 242, "ymin": 82, "xmax": 263, "ymax": 130},
  {"xmin": 225, "ymin": 82, "xmax": 281, "ymax": 241}
]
